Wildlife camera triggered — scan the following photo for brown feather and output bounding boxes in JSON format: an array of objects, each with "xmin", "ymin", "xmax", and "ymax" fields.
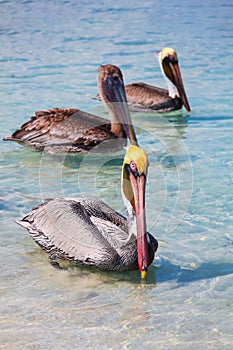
[
  {"xmin": 3, "ymin": 65, "xmax": 130, "ymax": 153},
  {"xmin": 125, "ymin": 82, "xmax": 182, "ymax": 112}
]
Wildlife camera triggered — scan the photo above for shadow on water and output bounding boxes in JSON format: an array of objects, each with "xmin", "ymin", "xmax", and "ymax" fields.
[
  {"xmin": 1, "ymin": 143, "xmax": 125, "ymax": 169},
  {"xmin": 32, "ymin": 258, "xmax": 233, "ymax": 287},
  {"xmin": 23, "ymin": 246, "xmax": 233, "ymax": 289},
  {"xmin": 50, "ymin": 259, "xmax": 158, "ymax": 286},
  {"xmin": 156, "ymin": 259, "xmax": 233, "ymax": 285},
  {"xmin": 129, "ymin": 110, "xmax": 189, "ymax": 139},
  {"xmin": 62, "ymin": 153, "xmax": 124, "ymax": 169},
  {"xmin": 25, "ymin": 247, "xmax": 158, "ymax": 287}
]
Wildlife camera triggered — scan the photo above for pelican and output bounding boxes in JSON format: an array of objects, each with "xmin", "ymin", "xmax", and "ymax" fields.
[
  {"xmin": 15, "ymin": 144, "xmax": 158, "ymax": 279},
  {"xmin": 94, "ymin": 48, "xmax": 191, "ymax": 113},
  {"xmin": 3, "ymin": 65, "xmax": 135, "ymax": 153}
]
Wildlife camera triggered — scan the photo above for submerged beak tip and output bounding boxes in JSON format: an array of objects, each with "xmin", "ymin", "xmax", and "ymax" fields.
[{"xmin": 140, "ymin": 270, "xmax": 147, "ymax": 279}]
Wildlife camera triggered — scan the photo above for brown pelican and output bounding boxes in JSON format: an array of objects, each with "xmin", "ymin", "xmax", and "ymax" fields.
[
  {"xmin": 94, "ymin": 48, "xmax": 191, "ymax": 113},
  {"xmin": 3, "ymin": 64, "xmax": 136, "ymax": 153},
  {"xmin": 15, "ymin": 144, "xmax": 158, "ymax": 279}
]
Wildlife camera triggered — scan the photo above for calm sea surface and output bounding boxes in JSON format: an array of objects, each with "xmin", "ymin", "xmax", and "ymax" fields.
[{"xmin": 1, "ymin": 1, "xmax": 233, "ymax": 349}]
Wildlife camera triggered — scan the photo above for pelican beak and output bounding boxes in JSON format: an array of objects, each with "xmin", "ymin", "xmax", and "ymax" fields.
[
  {"xmin": 129, "ymin": 172, "xmax": 149, "ymax": 279},
  {"xmin": 167, "ymin": 60, "xmax": 191, "ymax": 112},
  {"xmin": 102, "ymin": 76, "xmax": 139, "ymax": 146}
]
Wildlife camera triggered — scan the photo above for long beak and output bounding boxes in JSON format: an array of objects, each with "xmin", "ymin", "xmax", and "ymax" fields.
[
  {"xmin": 168, "ymin": 61, "xmax": 191, "ymax": 112},
  {"xmin": 129, "ymin": 172, "xmax": 149, "ymax": 279},
  {"xmin": 103, "ymin": 76, "xmax": 139, "ymax": 146}
]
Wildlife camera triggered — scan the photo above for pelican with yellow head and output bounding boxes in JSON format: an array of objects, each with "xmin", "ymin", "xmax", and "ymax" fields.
[
  {"xmin": 15, "ymin": 144, "xmax": 158, "ymax": 279},
  {"xmin": 124, "ymin": 47, "xmax": 190, "ymax": 112}
]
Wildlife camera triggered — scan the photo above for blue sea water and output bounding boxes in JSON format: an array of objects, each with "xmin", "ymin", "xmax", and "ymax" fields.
[{"xmin": 0, "ymin": 0, "xmax": 233, "ymax": 349}]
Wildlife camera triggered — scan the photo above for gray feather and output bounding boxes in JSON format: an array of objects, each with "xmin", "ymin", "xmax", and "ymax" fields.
[{"xmin": 16, "ymin": 198, "xmax": 157, "ymax": 272}]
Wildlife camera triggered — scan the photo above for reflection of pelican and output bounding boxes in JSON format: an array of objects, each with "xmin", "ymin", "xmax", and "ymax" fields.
[
  {"xmin": 15, "ymin": 145, "xmax": 158, "ymax": 279},
  {"xmin": 3, "ymin": 65, "xmax": 134, "ymax": 153},
  {"xmin": 95, "ymin": 48, "xmax": 191, "ymax": 113}
]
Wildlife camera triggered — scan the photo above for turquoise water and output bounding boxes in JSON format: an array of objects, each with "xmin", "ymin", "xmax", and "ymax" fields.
[{"xmin": 1, "ymin": 1, "xmax": 233, "ymax": 349}]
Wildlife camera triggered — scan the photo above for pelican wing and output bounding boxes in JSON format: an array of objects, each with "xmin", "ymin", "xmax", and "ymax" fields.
[
  {"xmin": 67, "ymin": 198, "xmax": 135, "ymax": 251},
  {"xmin": 93, "ymin": 83, "xmax": 180, "ymax": 112},
  {"xmin": 16, "ymin": 198, "xmax": 137, "ymax": 270},
  {"xmin": 4, "ymin": 108, "xmax": 113, "ymax": 151},
  {"xmin": 125, "ymin": 83, "xmax": 179, "ymax": 111},
  {"xmin": 16, "ymin": 198, "xmax": 121, "ymax": 267}
]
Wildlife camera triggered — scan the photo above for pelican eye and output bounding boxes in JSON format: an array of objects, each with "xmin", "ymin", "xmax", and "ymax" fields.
[
  {"xmin": 130, "ymin": 161, "xmax": 136, "ymax": 170},
  {"xmin": 129, "ymin": 160, "xmax": 139, "ymax": 177},
  {"xmin": 168, "ymin": 54, "xmax": 178, "ymax": 63}
]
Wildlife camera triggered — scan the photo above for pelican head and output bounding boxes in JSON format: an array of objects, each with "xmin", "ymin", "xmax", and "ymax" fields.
[
  {"xmin": 98, "ymin": 64, "xmax": 138, "ymax": 145},
  {"xmin": 122, "ymin": 145, "xmax": 149, "ymax": 279},
  {"xmin": 157, "ymin": 47, "xmax": 191, "ymax": 112}
]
